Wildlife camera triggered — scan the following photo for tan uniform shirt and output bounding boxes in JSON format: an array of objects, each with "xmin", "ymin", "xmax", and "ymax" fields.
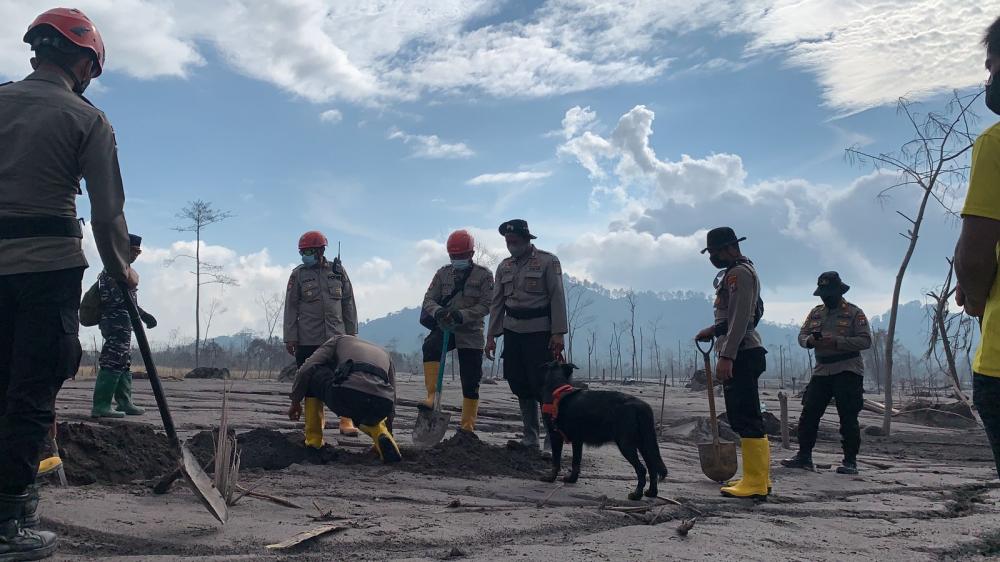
[
  {"xmin": 283, "ymin": 259, "xmax": 358, "ymax": 346},
  {"xmin": 422, "ymin": 263, "xmax": 494, "ymax": 349},
  {"xmin": 799, "ymin": 300, "xmax": 871, "ymax": 376},
  {"xmin": 488, "ymin": 246, "xmax": 568, "ymax": 337},
  {"xmin": 713, "ymin": 259, "xmax": 764, "ymax": 359},
  {"xmin": 0, "ymin": 70, "xmax": 129, "ymax": 278},
  {"xmin": 290, "ymin": 335, "xmax": 396, "ymax": 404}
]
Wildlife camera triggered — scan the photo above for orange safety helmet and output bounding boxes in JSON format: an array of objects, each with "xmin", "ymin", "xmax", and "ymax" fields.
[
  {"xmin": 24, "ymin": 8, "xmax": 106, "ymax": 78},
  {"xmin": 298, "ymin": 230, "xmax": 328, "ymax": 250},
  {"xmin": 446, "ymin": 230, "xmax": 475, "ymax": 255}
]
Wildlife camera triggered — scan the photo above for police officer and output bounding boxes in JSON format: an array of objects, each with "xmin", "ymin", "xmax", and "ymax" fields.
[
  {"xmin": 0, "ymin": 8, "xmax": 135, "ymax": 559},
  {"xmin": 782, "ymin": 272, "xmax": 871, "ymax": 475},
  {"xmin": 421, "ymin": 230, "xmax": 494, "ymax": 433},
  {"xmin": 695, "ymin": 227, "xmax": 770, "ymax": 499},
  {"xmin": 288, "ymin": 335, "xmax": 401, "ymax": 463},
  {"xmin": 91, "ymin": 234, "xmax": 156, "ymax": 418},
  {"xmin": 284, "ymin": 230, "xmax": 360, "ymax": 443},
  {"xmin": 486, "ymin": 220, "xmax": 567, "ymax": 450}
]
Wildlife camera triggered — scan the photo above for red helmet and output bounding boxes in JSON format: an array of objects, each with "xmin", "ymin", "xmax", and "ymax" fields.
[
  {"xmin": 23, "ymin": 8, "xmax": 106, "ymax": 78},
  {"xmin": 446, "ymin": 230, "xmax": 475, "ymax": 255},
  {"xmin": 298, "ymin": 230, "xmax": 328, "ymax": 250}
]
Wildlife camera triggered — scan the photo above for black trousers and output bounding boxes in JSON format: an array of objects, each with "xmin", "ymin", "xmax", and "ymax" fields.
[
  {"xmin": 0, "ymin": 267, "xmax": 84, "ymax": 494},
  {"xmin": 501, "ymin": 330, "xmax": 551, "ymax": 401},
  {"xmin": 796, "ymin": 371, "xmax": 864, "ymax": 459},
  {"xmin": 722, "ymin": 347, "xmax": 767, "ymax": 439},
  {"xmin": 295, "ymin": 345, "xmax": 321, "ymax": 368},
  {"xmin": 307, "ymin": 373, "xmax": 394, "ymax": 428},
  {"xmin": 422, "ymin": 329, "xmax": 483, "ymax": 399},
  {"xmin": 974, "ymin": 373, "xmax": 1000, "ymax": 478}
]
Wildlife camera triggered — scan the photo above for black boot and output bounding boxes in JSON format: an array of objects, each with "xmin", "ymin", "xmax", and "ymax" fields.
[
  {"xmin": 20, "ymin": 487, "xmax": 38, "ymax": 530},
  {"xmin": 780, "ymin": 451, "xmax": 814, "ymax": 471},
  {"xmin": 836, "ymin": 459, "xmax": 859, "ymax": 475},
  {"xmin": 0, "ymin": 491, "xmax": 57, "ymax": 561}
]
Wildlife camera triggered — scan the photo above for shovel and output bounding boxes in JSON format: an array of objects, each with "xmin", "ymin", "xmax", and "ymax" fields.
[
  {"xmin": 120, "ymin": 281, "xmax": 229, "ymax": 524},
  {"xmin": 695, "ymin": 338, "xmax": 738, "ymax": 483},
  {"xmin": 412, "ymin": 330, "xmax": 452, "ymax": 449}
]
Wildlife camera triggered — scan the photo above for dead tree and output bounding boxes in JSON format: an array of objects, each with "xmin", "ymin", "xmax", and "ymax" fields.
[
  {"xmin": 586, "ymin": 329, "xmax": 597, "ymax": 379},
  {"xmin": 846, "ymin": 91, "xmax": 981, "ymax": 435},
  {"xmin": 257, "ymin": 292, "xmax": 285, "ymax": 376},
  {"xmin": 926, "ymin": 258, "xmax": 977, "ymax": 417},
  {"xmin": 626, "ymin": 291, "xmax": 638, "ymax": 379},
  {"xmin": 566, "ymin": 280, "xmax": 594, "ymax": 364},
  {"xmin": 171, "ymin": 200, "xmax": 235, "ymax": 367}
]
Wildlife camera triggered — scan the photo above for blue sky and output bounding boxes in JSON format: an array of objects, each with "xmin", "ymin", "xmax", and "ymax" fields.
[{"xmin": 0, "ymin": 0, "xmax": 993, "ymax": 340}]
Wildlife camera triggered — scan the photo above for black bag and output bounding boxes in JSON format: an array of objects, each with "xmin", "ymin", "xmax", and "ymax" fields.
[{"xmin": 420, "ymin": 268, "xmax": 473, "ymax": 331}]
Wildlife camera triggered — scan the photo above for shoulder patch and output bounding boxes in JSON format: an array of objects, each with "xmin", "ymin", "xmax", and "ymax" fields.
[
  {"xmin": 726, "ymin": 273, "xmax": 738, "ymax": 290},
  {"xmin": 857, "ymin": 313, "xmax": 868, "ymax": 326}
]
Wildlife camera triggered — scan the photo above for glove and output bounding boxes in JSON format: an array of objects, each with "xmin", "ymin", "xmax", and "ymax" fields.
[
  {"xmin": 448, "ymin": 311, "xmax": 464, "ymax": 326},
  {"xmin": 434, "ymin": 309, "xmax": 454, "ymax": 328},
  {"xmin": 140, "ymin": 312, "xmax": 157, "ymax": 329}
]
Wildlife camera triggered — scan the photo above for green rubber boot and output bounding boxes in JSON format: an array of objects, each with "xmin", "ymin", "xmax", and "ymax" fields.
[
  {"xmin": 114, "ymin": 371, "xmax": 145, "ymax": 416},
  {"xmin": 91, "ymin": 369, "xmax": 125, "ymax": 419}
]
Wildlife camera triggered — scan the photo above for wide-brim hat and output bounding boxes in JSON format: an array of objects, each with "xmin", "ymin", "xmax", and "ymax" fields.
[
  {"xmin": 700, "ymin": 226, "xmax": 746, "ymax": 254},
  {"xmin": 128, "ymin": 233, "xmax": 142, "ymax": 247},
  {"xmin": 814, "ymin": 271, "xmax": 850, "ymax": 296},
  {"xmin": 499, "ymin": 219, "xmax": 536, "ymax": 239}
]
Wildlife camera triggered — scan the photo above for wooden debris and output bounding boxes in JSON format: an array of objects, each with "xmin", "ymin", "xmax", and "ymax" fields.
[
  {"xmin": 265, "ymin": 524, "xmax": 346, "ymax": 550},
  {"xmin": 778, "ymin": 392, "xmax": 790, "ymax": 450},
  {"xmin": 310, "ymin": 501, "xmax": 350, "ymax": 521},
  {"xmin": 234, "ymin": 484, "xmax": 302, "ymax": 509},
  {"xmin": 537, "ymin": 483, "xmax": 565, "ymax": 508},
  {"xmin": 655, "ymin": 497, "xmax": 705, "ymax": 517},
  {"xmin": 676, "ymin": 517, "xmax": 697, "ymax": 536},
  {"xmin": 863, "ymin": 399, "xmax": 900, "ymax": 416}
]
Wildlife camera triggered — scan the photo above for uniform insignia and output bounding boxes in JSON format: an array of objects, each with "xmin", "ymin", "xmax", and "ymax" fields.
[
  {"xmin": 553, "ymin": 260, "xmax": 562, "ymax": 275},
  {"xmin": 837, "ymin": 320, "xmax": 850, "ymax": 327},
  {"xmin": 726, "ymin": 274, "xmax": 738, "ymax": 289},
  {"xmin": 287, "ymin": 278, "xmax": 294, "ymax": 291},
  {"xmin": 858, "ymin": 314, "xmax": 868, "ymax": 326}
]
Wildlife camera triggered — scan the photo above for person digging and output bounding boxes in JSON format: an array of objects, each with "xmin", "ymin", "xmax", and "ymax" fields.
[{"xmin": 287, "ymin": 335, "xmax": 401, "ymax": 463}]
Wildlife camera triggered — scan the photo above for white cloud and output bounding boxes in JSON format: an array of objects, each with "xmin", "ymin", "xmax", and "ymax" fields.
[
  {"xmin": 466, "ymin": 171, "xmax": 552, "ymax": 185},
  {"xmin": 560, "ymin": 105, "xmax": 598, "ymax": 139},
  {"xmin": 319, "ymin": 109, "xmax": 343, "ymax": 124},
  {"xmin": 387, "ymin": 128, "xmax": 474, "ymax": 159}
]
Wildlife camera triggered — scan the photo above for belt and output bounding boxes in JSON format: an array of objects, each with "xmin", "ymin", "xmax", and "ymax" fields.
[
  {"xmin": 0, "ymin": 216, "xmax": 83, "ymax": 239},
  {"xmin": 332, "ymin": 359, "xmax": 390, "ymax": 386},
  {"xmin": 816, "ymin": 351, "xmax": 861, "ymax": 365},
  {"xmin": 505, "ymin": 305, "xmax": 551, "ymax": 320}
]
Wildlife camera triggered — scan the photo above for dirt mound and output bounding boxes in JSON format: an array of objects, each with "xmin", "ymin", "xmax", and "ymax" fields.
[
  {"xmin": 185, "ymin": 367, "xmax": 230, "ymax": 380},
  {"xmin": 56, "ymin": 423, "xmax": 176, "ymax": 485},
  {"xmin": 398, "ymin": 431, "xmax": 550, "ymax": 479},
  {"xmin": 898, "ymin": 399, "xmax": 977, "ymax": 429},
  {"xmin": 663, "ymin": 416, "xmax": 740, "ymax": 443},
  {"xmin": 188, "ymin": 428, "xmax": 339, "ymax": 470},
  {"xmin": 717, "ymin": 411, "xmax": 784, "ymax": 436}
]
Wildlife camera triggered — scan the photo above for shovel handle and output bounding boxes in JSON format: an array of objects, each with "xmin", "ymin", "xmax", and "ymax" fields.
[
  {"xmin": 118, "ymin": 281, "xmax": 180, "ymax": 449},
  {"xmin": 696, "ymin": 339, "xmax": 722, "ymax": 446},
  {"xmin": 434, "ymin": 330, "xmax": 451, "ymax": 410}
]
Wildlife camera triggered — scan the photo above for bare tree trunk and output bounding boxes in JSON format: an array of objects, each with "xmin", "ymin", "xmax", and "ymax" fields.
[{"xmin": 195, "ymin": 227, "xmax": 201, "ymax": 367}]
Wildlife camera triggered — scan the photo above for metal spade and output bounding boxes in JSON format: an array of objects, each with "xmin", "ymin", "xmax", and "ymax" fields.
[{"xmin": 695, "ymin": 338, "xmax": 739, "ymax": 483}]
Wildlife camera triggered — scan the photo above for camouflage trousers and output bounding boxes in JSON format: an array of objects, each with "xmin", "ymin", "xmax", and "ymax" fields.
[{"xmin": 99, "ymin": 320, "xmax": 132, "ymax": 372}]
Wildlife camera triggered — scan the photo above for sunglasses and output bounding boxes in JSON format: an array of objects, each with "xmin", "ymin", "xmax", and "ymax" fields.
[{"xmin": 299, "ymin": 248, "xmax": 320, "ymax": 256}]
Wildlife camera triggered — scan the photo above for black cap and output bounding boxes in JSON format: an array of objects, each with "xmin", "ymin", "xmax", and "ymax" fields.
[
  {"xmin": 128, "ymin": 233, "xmax": 142, "ymax": 247},
  {"xmin": 700, "ymin": 227, "xmax": 746, "ymax": 254},
  {"xmin": 499, "ymin": 219, "xmax": 536, "ymax": 240},
  {"xmin": 814, "ymin": 271, "xmax": 850, "ymax": 297}
]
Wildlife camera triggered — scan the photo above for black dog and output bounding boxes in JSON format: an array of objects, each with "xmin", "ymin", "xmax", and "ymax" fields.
[{"xmin": 539, "ymin": 362, "xmax": 668, "ymax": 500}]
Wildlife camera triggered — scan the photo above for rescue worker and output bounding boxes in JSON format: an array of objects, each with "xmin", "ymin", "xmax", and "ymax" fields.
[
  {"xmin": 91, "ymin": 233, "xmax": 156, "ymax": 418},
  {"xmin": 284, "ymin": 230, "xmax": 360, "ymax": 445},
  {"xmin": 695, "ymin": 227, "xmax": 770, "ymax": 499},
  {"xmin": 954, "ymin": 15, "xmax": 1000, "ymax": 479},
  {"xmin": 420, "ymin": 230, "xmax": 494, "ymax": 433},
  {"xmin": 0, "ymin": 8, "xmax": 135, "ymax": 560},
  {"xmin": 287, "ymin": 335, "xmax": 400, "ymax": 463},
  {"xmin": 782, "ymin": 272, "xmax": 871, "ymax": 475},
  {"xmin": 486, "ymin": 220, "xmax": 567, "ymax": 450}
]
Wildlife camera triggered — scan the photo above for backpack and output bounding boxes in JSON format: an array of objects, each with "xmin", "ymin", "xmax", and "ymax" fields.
[{"xmin": 79, "ymin": 281, "xmax": 101, "ymax": 327}]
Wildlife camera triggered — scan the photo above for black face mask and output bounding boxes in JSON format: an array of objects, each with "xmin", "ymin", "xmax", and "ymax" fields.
[
  {"xmin": 821, "ymin": 296, "xmax": 841, "ymax": 309},
  {"xmin": 987, "ymin": 76, "xmax": 1000, "ymax": 116},
  {"xmin": 710, "ymin": 255, "xmax": 731, "ymax": 269}
]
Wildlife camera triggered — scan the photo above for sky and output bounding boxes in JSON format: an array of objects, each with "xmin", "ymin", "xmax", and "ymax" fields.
[{"xmin": 0, "ymin": 0, "xmax": 996, "ymax": 344}]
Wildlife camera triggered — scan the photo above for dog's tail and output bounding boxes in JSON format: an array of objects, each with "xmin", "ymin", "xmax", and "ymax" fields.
[{"xmin": 639, "ymin": 404, "xmax": 668, "ymax": 481}]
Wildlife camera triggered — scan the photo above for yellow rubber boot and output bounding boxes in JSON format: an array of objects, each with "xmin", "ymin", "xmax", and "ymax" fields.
[
  {"xmin": 420, "ymin": 362, "xmax": 439, "ymax": 410},
  {"xmin": 339, "ymin": 417, "xmax": 359, "ymax": 437},
  {"xmin": 359, "ymin": 419, "xmax": 402, "ymax": 463},
  {"xmin": 304, "ymin": 398, "xmax": 326, "ymax": 448},
  {"xmin": 460, "ymin": 398, "xmax": 479, "ymax": 433},
  {"xmin": 721, "ymin": 437, "xmax": 771, "ymax": 498}
]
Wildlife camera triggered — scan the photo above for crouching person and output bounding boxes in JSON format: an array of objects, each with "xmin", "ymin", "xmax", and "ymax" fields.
[{"xmin": 287, "ymin": 335, "xmax": 401, "ymax": 463}]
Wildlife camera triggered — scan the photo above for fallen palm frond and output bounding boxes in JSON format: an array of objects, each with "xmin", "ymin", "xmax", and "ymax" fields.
[{"xmin": 213, "ymin": 383, "xmax": 241, "ymax": 505}]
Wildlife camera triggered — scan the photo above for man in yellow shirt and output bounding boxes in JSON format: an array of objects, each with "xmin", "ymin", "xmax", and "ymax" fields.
[{"xmin": 955, "ymin": 15, "xmax": 1000, "ymax": 478}]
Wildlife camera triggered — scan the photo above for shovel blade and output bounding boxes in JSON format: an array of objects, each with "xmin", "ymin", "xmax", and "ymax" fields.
[
  {"xmin": 180, "ymin": 445, "xmax": 229, "ymax": 524},
  {"xmin": 697, "ymin": 440, "xmax": 739, "ymax": 483},
  {"xmin": 412, "ymin": 409, "xmax": 451, "ymax": 449}
]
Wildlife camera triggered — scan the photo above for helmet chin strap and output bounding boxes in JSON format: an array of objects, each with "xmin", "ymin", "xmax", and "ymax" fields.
[{"xmin": 54, "ymin": 60, "xmax": 86, "ymax": 94}]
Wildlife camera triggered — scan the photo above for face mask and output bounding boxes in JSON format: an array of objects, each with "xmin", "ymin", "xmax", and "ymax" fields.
[
  {"xmin": 451, "ymin": 258, "xmax": 471, "ymax": 270},
  {"xmin": 822, "ymin": 296, "xmax": 841, "ymax": 309},
  {"xmin": 710, "ymin": 255, "xmax": 731, "ymax": 269},
  {"xmin": 301, "ymin": 254, "xmax": 318, "ymax": 267},
  {"xmin": 507, "ymin": 243, "xmax": 529, "ymax": 258},
  {"xmin": 987, "ymin": 74, "xmax": 1000, "ymax": 115}
]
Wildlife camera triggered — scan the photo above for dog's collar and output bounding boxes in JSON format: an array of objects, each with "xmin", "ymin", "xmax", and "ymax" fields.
[{"xmin": 541, "ymin": 384, "xmax": 576, "ymax": 419}]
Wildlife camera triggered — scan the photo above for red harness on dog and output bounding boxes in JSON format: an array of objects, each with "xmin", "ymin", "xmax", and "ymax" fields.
[{"xmin": 541, "ymin": 384, "xmax": 577, "ymax": 443}]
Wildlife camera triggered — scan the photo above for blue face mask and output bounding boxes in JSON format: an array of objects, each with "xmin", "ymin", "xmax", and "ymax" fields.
[
  {"xmin": 301, "ymin": 254, "xmax": 318, "ymax": 267},
  {"xmin": 451, "ymin": 258, "xmax": 471, "ymax": 270}
]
